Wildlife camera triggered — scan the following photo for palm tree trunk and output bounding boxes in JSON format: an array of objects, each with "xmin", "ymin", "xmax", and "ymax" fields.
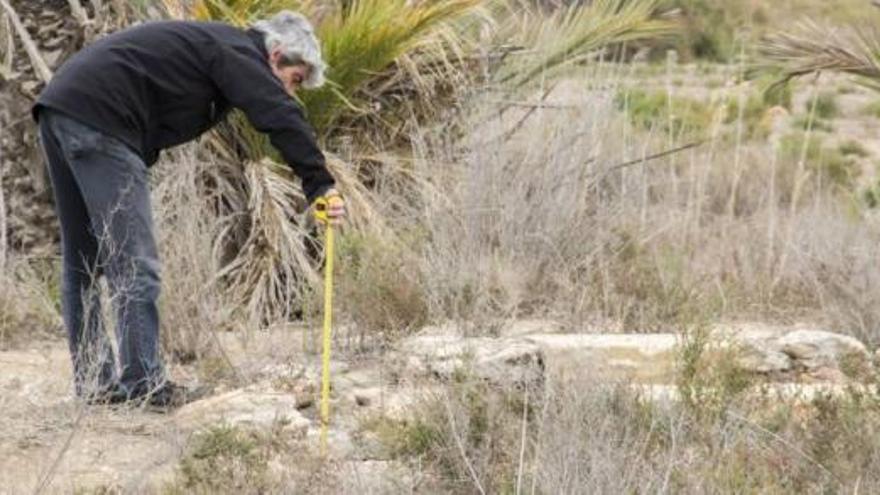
[{"xmin": 0, "ymin": 0, "xmax": 88, "ymax": 256}]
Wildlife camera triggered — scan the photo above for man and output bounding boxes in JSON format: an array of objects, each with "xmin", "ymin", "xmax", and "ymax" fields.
[{"xmin": 33, "ymin": 11, "xmax": 345, "ymax": 409}]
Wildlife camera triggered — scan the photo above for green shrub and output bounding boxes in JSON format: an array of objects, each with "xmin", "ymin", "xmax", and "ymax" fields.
[
  {"xmin": 615, "ymin": 89, "xmax": 714, "ymax": 137},
  {"xmin": 839, "ymin": 140, "xmax": 870, "ymax": 158},
  {"xmin": 793, "ymin": 115, "xmax": 834, "ymax": 132},
  {"xmin": 861, "ymin": 100, "xmax": 880, "ymax": 119},
  {"xmin": 780, "ymin": 133, "xmax": 860, "ymax": 189},
  {"xmin": 167, "ymin": 425, "xmax": 273, "ymax": 494},
  {"xmin": 336, "ymin": 231, "xmax": 428, "ymax": 340},
  {"xmin": 364, "ymin": 377, "xmax": 528, "ymax": 492},
  {"xmin": 811, "ymin": 91, "xmax": 840, "ymax": 120},
  {"xmin": 661, "ymin": 0, "xmax": 761, "ymax": 61},
  {"xmin": 862, "ymin": 178, "xmax": 880, "ymax": 208},
  {"xmin": 677, "ymin": 323, "xmax": 754, "ymax": 421}
]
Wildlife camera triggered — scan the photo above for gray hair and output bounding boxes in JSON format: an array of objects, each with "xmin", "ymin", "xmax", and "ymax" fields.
[{"xmin": 253, "ymin": 11, "xmax": 326, "ymax": 89}]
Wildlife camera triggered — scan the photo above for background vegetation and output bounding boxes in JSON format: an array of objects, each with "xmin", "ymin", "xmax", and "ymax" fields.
[{"xmin": 4, "ymin": 0, "xmax": 880, "ymax": 492}]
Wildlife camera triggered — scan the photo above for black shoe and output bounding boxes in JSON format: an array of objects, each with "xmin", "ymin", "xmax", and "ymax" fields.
[
  {"xmin": 83, "ymin": 384, "xmax": 130, "ymax": 405},
  {"xmin": 141, "ymin": 381, "xmax": 209, "ymax": 412}
]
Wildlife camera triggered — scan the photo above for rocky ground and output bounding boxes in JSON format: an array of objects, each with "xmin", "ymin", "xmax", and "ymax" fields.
[{"xmin": 0, "ymin": 319, "xmax": 874, "ymax": 493}]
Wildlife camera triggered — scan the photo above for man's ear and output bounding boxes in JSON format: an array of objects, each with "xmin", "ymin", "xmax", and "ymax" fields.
[{"xmin": 268, "ymin": 47, "xmax": 283, "ymax": 66}]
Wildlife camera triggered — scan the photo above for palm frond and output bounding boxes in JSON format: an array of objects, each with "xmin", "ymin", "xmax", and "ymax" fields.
[
  {"xmin": 302, "ymin": 0, "xmax": 483, "ymax": 135},
  {"xmin": 212, "ymin": 158, "xmax": 319, "ymax": 323},
  {"xmin": 495, "ymin": 0, "xmax": 676, "ymax": 88},
  {"xmin": 203, "ymin": 140, "xmax": 389, "ymax": 324},
  {"xmin": 760, "ymin": 20, "xmax": 880, "ymax": 91}
]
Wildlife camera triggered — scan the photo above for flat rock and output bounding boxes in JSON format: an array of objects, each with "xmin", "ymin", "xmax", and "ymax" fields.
[
  {"xmin": 175, "ymin": 389, "xmax": 311, "ymax": 433},
  {"xmin": 722, "ymin": 326, "xmax": 793, "ymax": 373},
  {"xmin": 778, "ymin": 330, "xmax": 871, "ymax": 378},
  {"xmin": 396, "ymin": 334, "xmax": 543, "ymax": 388},
  {"xmin": 526, "ymin": 333, "xmax": 678, "ymax": 383}
]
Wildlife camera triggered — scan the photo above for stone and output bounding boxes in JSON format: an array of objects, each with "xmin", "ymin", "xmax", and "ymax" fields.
[
  {"xmin": 777, "ymin": 330, "xmax": 872, "ymax": 378},
  {"xmin": 497, "ymin": 319, "xmax": 565, "ymax": 337},
  {"xmin": 526, "ymin": 333, "xmax": 678, "ymax": 384},
  {"xmin": 724, "ymin": 327, "xmax": 793, "ymax": 373},
  {"xmin": 175, "ymin": 389, "xmax": 311, "ymax": 431},
  {"xmin": 396, "ymin": 334, "xmax": 543, "ymax": 388},
  {"xmin": 305, "ymin": 427, "xmax": 356, "ymax": 459},
  {"xmin": 353, "ymin": 388, "xmax": 378, "ymax": 407}
]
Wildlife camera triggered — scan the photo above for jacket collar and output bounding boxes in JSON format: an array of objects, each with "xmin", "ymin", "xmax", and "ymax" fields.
[{"xmin": 246, "ymin": 28, "xmax": 268, "ymax": 60}]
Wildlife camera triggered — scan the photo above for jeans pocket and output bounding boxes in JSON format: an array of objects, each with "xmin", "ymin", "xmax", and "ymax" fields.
[
  {"xmin": 52, "ymin": 114, "xmax": 105, "ymax": 160},
  {"xmin": 67, "ymin": 131, "xmax": 104, "ymax": 159}
]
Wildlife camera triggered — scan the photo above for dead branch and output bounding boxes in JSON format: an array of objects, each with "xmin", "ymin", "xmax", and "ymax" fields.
[
  {"xmin": 0, "ymin": 154, "xmax": 6, "ymax": 270},
  {"xmin": 0, "ymin": 13, "xmax": 13, "ymax": 80},
  {"xmin": 0, "ymin": 0, "xmax": 52, "ymax": 83},
  {"xmin": 67, "ymin": 0, "xmax": 89, "ymax": 26}
]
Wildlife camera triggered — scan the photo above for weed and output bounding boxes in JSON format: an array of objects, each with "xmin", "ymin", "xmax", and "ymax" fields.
[
  {"xmin": 793, "ymin": 115, "xmax": 834, "ymax": 132},
  {"xmin": 166, "ymin": 425, "xmax": 272, "ymax": 494},
  {"xmin": 615, "ymin": 89, "xmax": 714, "ymax": 137},
  {"xmin": 863, "ymin": 179, "xmax": 880, "ymax": 208},
  {"xmin": 362, "ymin": 415, "xmax": 443, "ymax": 458},
  {"xmin": 780, "ymin": 132, "xmax": 860, "ymax": 189},
  {"xmin": 0, "ymin": 258, "xmax": 62, "ymax": 349},
  {"xmin": 812, "ymin": 91, "xmax": 840, "ymax": 120},
  {"xmin": 838, "ymin": 139, "xmax": 870, "ymax": 158},
  {"xmin": 677, "ymin": 322, "xmax": 753, "ymax": 421},
  {"xmin": 336, "ymin": 231, "xmax": 428, "ymax": 341},
  {"xmin": 862, "ymin": 100, "xmax": 880, "ymax": 119}
]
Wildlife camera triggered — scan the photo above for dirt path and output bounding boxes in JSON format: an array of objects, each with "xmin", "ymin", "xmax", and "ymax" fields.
[
  {"xmin": 0, "ymin": 330, "xmax": 409, "ymax": 493},
  {"xmin": 0, "ymin": 343, "xmax": 180, "ymax": 492}
]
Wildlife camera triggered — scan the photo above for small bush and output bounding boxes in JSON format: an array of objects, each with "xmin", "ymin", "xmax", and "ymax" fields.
[
  {"xmin": 838, "ymin": 140, "xmax": 870, "ymax": 158},
  {"xmin": 615, "ymin": 89, "xmax": 714, "ymax": 137},
  {"xmin": 0, "ymin": 258, "xmax": 62, "ymax": 349},
  {"xmin": 793, "ymin": 115, "xmax": 834, "ymax": 132},
  {"xmin": 779, "ymin": 133, "xmax": 860, "ymax": 189},
  {"xmin": 364, "ymin": 378, "xmax": 529, "ymax": 493},
  {"xmin": 725, "ymin": 84, "xmax": 791, "ymax": 139},
  {"xmin": 861, "ymin": 100, "xmax": 880, "ymax": 119},
  {"xmin": 663, "ymin": 0, "xmax": 755, "ymax": 61},
  {"xmin": 677, "ymin": 323, "xmax": 754, "ymax": 420},
  {"xmin": 863, "ymin": 179, "xmax": 880, "ymax": 208},
  {"xmin": 167, "ymin": 425, "xmax": 273, "ymax": 494},
  {"xmin": 810, "ymin": 91, "xmax": 840, "ymax": 120},
  {"xmin": 336, "ymin": 231, "xmax": 428, "ymax": 341},
  {"xmin": 375, "ymin": 374, "xmax": 880, "ymax": 492}
]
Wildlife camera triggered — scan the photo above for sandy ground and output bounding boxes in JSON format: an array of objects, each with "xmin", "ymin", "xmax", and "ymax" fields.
[{"xmin": 0, "ymin": 327, "xmax": 401, "ymax": 493}]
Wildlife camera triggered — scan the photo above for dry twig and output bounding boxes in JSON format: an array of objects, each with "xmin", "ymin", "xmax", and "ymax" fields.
[
  {"xmin": 0, "ymin": 149, "xmax": 6, "ymax": 270},
  {"xmin": 0, "ymin": 0, "xmax": 52, "ymax": 82},
  {"xmin": 0, "ymin": 13, "xmax": 13, "ymax": 80},
  {"xmin": 67, "ymin": 0, "xmax": 89, "ymax": 26}
]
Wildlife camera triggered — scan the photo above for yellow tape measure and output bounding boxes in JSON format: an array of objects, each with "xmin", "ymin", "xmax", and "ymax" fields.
[{"xmin": 313, "ymin": 196, "xmax": 336, "ymax": 456}]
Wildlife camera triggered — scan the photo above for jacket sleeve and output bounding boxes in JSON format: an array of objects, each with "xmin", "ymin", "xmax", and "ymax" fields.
[{"xmin": 208, "ymin": 40, "xmax": 335, "ymax": 202}]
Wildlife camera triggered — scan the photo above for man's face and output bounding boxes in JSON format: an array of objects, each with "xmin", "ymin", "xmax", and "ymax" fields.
[{"xmin": 269, "ymin": 48, "xmax": 311, "ymax": 95}]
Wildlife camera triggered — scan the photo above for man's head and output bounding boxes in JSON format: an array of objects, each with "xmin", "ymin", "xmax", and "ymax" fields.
[{"xmin": 253, "ymin": 11, "xmax": 326, "ymax": 94}]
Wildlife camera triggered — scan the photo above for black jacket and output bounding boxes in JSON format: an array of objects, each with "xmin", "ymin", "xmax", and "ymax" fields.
[{"xmin": 33, "ymin": 20, "xmax": 335, "ymax": 201}]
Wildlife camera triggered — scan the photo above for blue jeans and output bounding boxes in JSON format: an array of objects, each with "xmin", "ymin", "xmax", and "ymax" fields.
[{"xmin": 38, "ymin": 109, "xmax": 166, "ymax": 397}]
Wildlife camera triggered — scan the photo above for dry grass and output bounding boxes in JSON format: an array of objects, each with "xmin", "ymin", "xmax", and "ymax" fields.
[
  {"xmin": 367, "ymin": 369, "xmax": 880, "ymax": 493},
  {"xmin": 0, "ymin": 256, "xmax": 62, "ymax": 349},
  {"xmin": 149, "ymin": 148, "xmax": 247, "ymax": 369},
  {"xmin": 333, "ymin": 61, "xmax": 880, "ymax": 343}
]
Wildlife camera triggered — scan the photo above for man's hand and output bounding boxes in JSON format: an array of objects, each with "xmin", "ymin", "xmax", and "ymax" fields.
[{"xmin": 312, "ymin": 188, "xmax": 346, "ymax": 226}]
